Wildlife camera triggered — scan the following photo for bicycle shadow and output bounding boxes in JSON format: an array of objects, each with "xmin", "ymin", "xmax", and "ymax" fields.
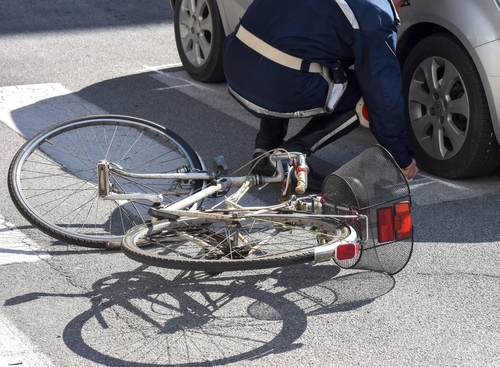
[{"xmin": 5, "ymin": 264, "xmax": 394, "ymax": 366}]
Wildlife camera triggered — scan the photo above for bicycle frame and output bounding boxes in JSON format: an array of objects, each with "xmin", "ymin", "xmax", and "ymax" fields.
[
  {"xmin": 96, "ymin": 151, "xmax": 369, "ymax": 245},
  {"xmin": 97, "ymin": 151, "xmax": 301, "ymax": 207}
]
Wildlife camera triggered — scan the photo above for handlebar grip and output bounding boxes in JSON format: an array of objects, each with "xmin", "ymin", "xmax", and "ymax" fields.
[
  {"xmin": 295, "ymin": 170, "xmax": 308, "ymax": 194},
  {"xmin": 294, "ymin": 155, "xmax": 309, "ymax": 194}
]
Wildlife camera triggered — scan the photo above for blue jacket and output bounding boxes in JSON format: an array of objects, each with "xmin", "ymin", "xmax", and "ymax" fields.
[{"xmin": 223, "ymin": 0, "xmax": 412, "ymax": 168}]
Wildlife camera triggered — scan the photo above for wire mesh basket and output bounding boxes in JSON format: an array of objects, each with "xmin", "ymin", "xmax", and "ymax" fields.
[{"xmin": 322, "ymin": 145, "xmax": 413, "ymax": 275}]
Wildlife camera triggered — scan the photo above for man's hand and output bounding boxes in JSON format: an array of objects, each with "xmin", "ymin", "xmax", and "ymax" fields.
[{"xmin": 402, "ymin": 158, "xmax": 418, "ymax": 180}]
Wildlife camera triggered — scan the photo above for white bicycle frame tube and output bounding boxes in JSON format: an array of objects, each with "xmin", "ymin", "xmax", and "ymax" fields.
[
  {"xmin": 97, "ymin": 151, "xmax": 293, "ymax": 206},
  {"xmin": 96, "ymin": 152, "xmax": 368, "ymax": 240}
]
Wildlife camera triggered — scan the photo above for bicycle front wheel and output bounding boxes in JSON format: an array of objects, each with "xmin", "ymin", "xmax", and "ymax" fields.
[
  {"xmin": 8, "ymin": 115, "xmax": 203, "ymax": 248},
  {"xmin": 121, "ymin": 215, "xmax": 353, "ymax": 272}
]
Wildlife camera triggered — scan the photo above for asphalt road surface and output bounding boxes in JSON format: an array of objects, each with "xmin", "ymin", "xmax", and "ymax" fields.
[{"xmin": 1, "ymin": 2, "xmax": 500, "ymax": 366}]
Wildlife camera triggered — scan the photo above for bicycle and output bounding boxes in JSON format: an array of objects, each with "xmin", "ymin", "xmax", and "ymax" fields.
[{"xmin": 8, "ymin": 114, "xmax": 413, "ymax": 275}]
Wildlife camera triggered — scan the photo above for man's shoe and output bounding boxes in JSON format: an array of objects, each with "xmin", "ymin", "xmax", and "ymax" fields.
[{"xmin": 305, "ymin": 168, "xmax": 326, "ymax": 193}]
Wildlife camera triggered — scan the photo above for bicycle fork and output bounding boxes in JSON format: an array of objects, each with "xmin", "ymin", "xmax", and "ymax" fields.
[{"xmin": 97, "ymin": 160, "xmax": 164, "ymax": 203}]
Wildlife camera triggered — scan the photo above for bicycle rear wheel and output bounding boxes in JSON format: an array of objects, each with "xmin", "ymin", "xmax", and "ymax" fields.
[
  {"xmin": 121, "ymin": 214, "xmax": 353, "ymax": 272},
  {"xmin": 8, "ymin": 115, "xmax": 203, "ymax": 248}
]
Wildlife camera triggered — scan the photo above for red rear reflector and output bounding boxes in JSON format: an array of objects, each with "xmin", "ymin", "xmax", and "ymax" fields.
[
  {"xmin": 377, "ymin": 203, "xmax": 412, "ymax": 243},
  {"xmin": 394, "ymin": 202, "xmax": 412, "ymax": 240},
  {"xmin": 336, "ymin": 243, "xmax": 359, "ymax": 261},
  {"xmin": 377, "ymin": 207, "xmax": 395, "ymax": 242}
]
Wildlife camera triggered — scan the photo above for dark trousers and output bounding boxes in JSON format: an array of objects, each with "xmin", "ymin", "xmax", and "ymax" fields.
[{"xmin": 254, "ymin": 70, "xmax": 362, "ymax": 154}]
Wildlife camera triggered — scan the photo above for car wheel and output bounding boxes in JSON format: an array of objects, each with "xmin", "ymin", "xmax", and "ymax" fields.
[
  {"xmin": 401, "ymin": 34, "xmax": 500, "ymax": 179},
  {"xmin": 173, "ymin": 0, "xmax": 225, "ymax": 83}
]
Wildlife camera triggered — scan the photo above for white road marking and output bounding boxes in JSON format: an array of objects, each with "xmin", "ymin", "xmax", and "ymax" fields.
[
  {"xmin": 139, "ymin": 64, "xmax": 216, "ymax": 92},
  {"xmin": 416, "ymin": 172, "xmax": 474, "ymax": 191},
  {"xmin": 136, "ymin": 63, "xmax": 183, "ymax": 72},
  {"xmin": 408, "ymin": 180, "xmax": 434, "ymax": 190},
  {"xmin": 149, "ymin": 68, "xmax": 261, "ymax": 131},
  {"xmin": 0, "ymin": 215, "xmax": 50, "ymax": 266},
  {"xmin": 0, "ymin": 83, "xmax": 106, "ymax": 138},
  {"xmin": 0, "ymin": 83, "xmax": 92, "ymax": 367},
  {"xmin": 148, "ymin": 69, "xmax": 216, "ymax": 92},
  {"xmin": 0, "ymin": 311, "xmax": 55, "ymax": 367},
  {"xmin": 0, "ymin": 83, "xmax": 106, "ymax": 266}
]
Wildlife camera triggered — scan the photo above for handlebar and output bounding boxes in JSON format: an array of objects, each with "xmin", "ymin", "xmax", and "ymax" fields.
[
  {"xmin": 187, "ymin": 151, "xmax": 310, "ymax": 208},
  {"xmin": 267, "ymin": 151, "xmax": 309, "ymax": 194}
]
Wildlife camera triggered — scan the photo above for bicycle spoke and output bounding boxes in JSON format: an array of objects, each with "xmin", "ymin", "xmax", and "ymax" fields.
[
  {"xmin": 9, "ymin": 116, "xmax": 202, "ymax": 247},
  {"xmin": 122, "ymin": 215, "xmax": 351, "ymax": 271}
]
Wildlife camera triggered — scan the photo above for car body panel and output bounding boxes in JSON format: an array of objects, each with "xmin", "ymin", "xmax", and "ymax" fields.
[
  {"xmin": 216, "ymin": 0, "xmax": 252, "ymax": 36},
  {"xmin": 400, "ymin": 0, "xmax": 500, "ymax": 48}
]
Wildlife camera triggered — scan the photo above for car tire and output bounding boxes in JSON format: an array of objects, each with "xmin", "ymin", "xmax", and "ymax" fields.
[
  {"xmin": 401, "ymin": 33, "xmax": 500, "ymax": 179},
  {"xmin": 173, "ymin": 0, "xmax": 225, "ymax": 83}
]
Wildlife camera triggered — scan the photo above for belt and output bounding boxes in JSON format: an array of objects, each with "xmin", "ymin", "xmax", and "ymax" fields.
[{"xmin": 235, "ymin": 25, "xmax": 331, "ymax": 81}]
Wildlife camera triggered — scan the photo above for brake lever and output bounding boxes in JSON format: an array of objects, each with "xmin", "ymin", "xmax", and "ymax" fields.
[{"xmin": 279, "ymin": 163, "xmax": 294, "ymax": 202}]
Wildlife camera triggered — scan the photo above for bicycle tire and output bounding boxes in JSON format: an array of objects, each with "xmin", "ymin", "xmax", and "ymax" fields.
[
  {"xmin": 8, "ymin": 115, "xmax": 203, "ymax": 248},
  {"xmin": 121, "ymin": 214, "xmax": 353, "ymax": 272}
]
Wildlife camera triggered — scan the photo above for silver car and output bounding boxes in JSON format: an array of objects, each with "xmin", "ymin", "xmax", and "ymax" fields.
[{"xmin": 170, "ymin": 0, "xmax": 500, "ymax": 179}]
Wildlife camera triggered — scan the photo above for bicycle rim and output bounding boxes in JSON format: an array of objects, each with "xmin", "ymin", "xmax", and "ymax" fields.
[
  {"xmin": 121, "ymin": 215, "xmax": 352, "ymax": 272},
  {"xmin": 8, "ymin": 115, "xmax": 203, "ymax": 248}
]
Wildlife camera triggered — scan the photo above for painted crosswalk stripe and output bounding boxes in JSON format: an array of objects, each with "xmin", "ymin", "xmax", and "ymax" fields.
[
  {"xmin": 0, "ymin": 83, "xmax": 106, "ymax": 138},
  {"xmin": 0, "ymin": 83, "xmax": 108, "ymax": 266},
  {"xmin": 0, "ymin": 215, "xmax": 50, "ymax": 265}
]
